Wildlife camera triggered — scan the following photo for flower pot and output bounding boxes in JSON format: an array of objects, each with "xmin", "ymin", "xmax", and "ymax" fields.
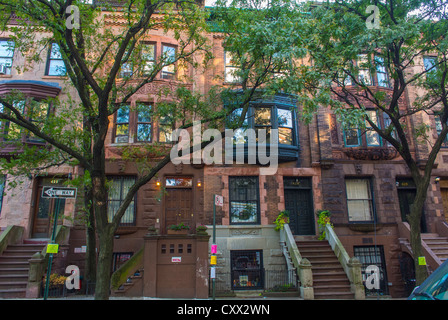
[{"xmin": 167, "ymin": 229, "xmax": 189, "ymax": 235}]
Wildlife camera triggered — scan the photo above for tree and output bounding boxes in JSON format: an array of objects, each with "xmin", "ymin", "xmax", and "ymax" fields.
[
  {"xmin": 0, "ymin": 0, "xmax": 213, "ymax": 300},
  {"xmin": 0, "ymin": 0, "xmax": 309, "ymax": 299},
  {"xmin": 297, "ymin": 0, "xmax": 448, "ymax": 285}
]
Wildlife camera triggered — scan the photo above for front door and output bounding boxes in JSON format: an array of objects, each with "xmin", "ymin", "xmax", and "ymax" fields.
[
  {"xmin": 32, "ymin": 178, "xmax": 66, "ymax": 238},
  {"xmin": 284, "ymin": 178, "xmax": 315, "ymax": 235},
  {"xmin": 397, "ymin": 187, "xmax": 427, "ymax": 233},
  {"xmin": 164, "ymin": 176, "xmax": 194, "ymax": 232}
]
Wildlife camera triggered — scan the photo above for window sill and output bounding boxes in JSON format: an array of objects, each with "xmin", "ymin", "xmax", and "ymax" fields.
[
  {"xmin": 232, "ymin": 143, "xmax": 299, "ymax": 162},
  {"xmin": 42, "ymin": 75, "xmax": 68, "ymax": 80}
]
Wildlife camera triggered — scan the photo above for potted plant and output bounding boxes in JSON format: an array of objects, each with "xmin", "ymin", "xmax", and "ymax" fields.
[
  {"xmin": 196, "ymin": 224, "xmax": 208, "ymax": 235},
  {"xmin": 274, "ymin": 210, "xmax": 290, "ymax": 231},
  {"xmin": 167, "ymin": 222, "xmax": 190, "ymax": 235},
  {"xmin": 316, "ymin": 210, "xmax": 333, "ymax": 240}
]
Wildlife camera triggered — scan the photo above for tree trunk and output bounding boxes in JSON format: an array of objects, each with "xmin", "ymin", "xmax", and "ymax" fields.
[
  {"xmin": 94, "ymin": 225, "xmax": 114, "ymax": 300},
  {"xmin": 408, "ymin": 181, "xmax": 429, "ymax": 286},
  {"xmin": 85, "ymin": 202, "xmax": 97, "ymax": 284}
]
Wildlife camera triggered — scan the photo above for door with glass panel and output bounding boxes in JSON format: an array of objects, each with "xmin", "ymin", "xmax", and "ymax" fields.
[
  {"xmin": 164, "ymin": 177, "xmax": 194, "ymax": 232},
  {"xmin": 32, "ymin": 178, "xmax": 66, "ymax": 238}
]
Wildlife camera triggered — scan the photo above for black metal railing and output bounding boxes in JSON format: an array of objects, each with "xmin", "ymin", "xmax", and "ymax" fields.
[{"xmin": 210, "ymin": 269, "xmax": 298, "ymax": 295}]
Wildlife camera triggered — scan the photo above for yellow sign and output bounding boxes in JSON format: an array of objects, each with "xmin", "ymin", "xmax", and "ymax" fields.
[
  {"xmin": 210, "ymin": 255, "xmax": 217, "ymax": 265},
  {"xmin": 418, "ymin": 256, "xmax": 426, "ymax": 266},
  {"xmin": 46, "ymin": 244, "xmax": 59, "ymax": 254}
]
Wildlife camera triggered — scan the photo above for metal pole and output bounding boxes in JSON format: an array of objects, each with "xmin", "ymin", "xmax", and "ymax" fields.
[
  {"xmin": 44, "ymin": 198, "xmax": 60, "ymax": 300},
  {"xmin": 212, "ymin": 194, "xmax": 216, "ymax": 300}
]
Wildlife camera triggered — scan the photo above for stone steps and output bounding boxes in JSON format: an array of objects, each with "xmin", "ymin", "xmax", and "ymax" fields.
[{"xmin": 296, "ymin": 240, "xmax": 354, "ymax": 300}]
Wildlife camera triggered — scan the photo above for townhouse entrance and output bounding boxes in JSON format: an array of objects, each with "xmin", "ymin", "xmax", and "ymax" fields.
[
  {"xmin": 31, "ymin": 177, "xmax": 66, "ymax": 238},
  {"xmin": 396, "ymin": 178, "xmax": 427, "ymax": 233},
  {"xmin": 164, "ymin": 176, "xmax": 194, "ymax": 232},
  {"xmin": 284, "ymin": 177, "xmax": 315, "ymax": 235}
]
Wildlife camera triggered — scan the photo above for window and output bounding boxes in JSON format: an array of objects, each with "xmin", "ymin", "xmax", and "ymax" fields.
[
  {"xmin": 46, "ymin": 43, "xmax": 66, "ymax": 76},
  {"xmin": 354, "ymin": 246, "xmax": 389, "ymax": 296},
  {"xmin": 345, "ymin": 178, "xmax": 374, "ymax": 222},
  {"xmin": 224, "ymin": 51, "xmax": 240, "ymax": 83},
  {"xmin": 161, "ymin": 45, "xmax": 175, "ymax": 80},
  {"xmin": 254, "ymin": 107, "xmax": 271, "ymax": 143},
  {"xmin": 227, "ymin": 108, "xmax": 249, "ymax": 144},
  {"xmin": 229, "ymin": 176, "xmax": 260, "ymax": 224},
  {"xmin": 231, "ymin": 250, "xmax": 263, "ymax": 290},
  {"xmin": 341, "ymin": 54, "xmax": 389, "ymax": 87},
  {"xmin": 374, "ymin": 56, "xmax": 390, "ymax": 87},
  {"xmin": 112, "ymin": 252, "xmax": 133, "ymax": 272},
  {"xmin": 0, "ymin": 100, "xmax": 50, "ymax": 143},
  {"xmin": 357, "ymin": 54, "xmax": 372, "ymax": 86},
  {"xmin": 383, "ymin": 113, "xmax": 398, "ymax": 146},
  {"xmin": 119, "ymin": 43, "xmax": 156, "ymax": 78},
  {"xmin": 136, "ymin": 104, "xmax": 152, "ymax": 142},
  {"xmin": 27, "ymin": 101, "xmax": 50, "ymax": 142},
  {"xmin": 158, "ymin": 115, "xmax": 174, "ymax": 143},
  {"xmin": 0, "ymin": 175, "xmax": 5, "ymax": 215},
  {"xmin": 424, "ymin": 56, "xmax": 438, "ymax": 85},
  {"xmin": 277, "ymin": 109, "xmax": 294, "ymax": 145},
  {"xmin": 365, "ymin": 110, "xmax": 381, "ymax": 146},
  {"xmin": 435, "ymin": 115, "xmax": 448, "ymax": 148},
  {"xmin": 141, "ymin": 43, "xmax": 156, "ymax": 77},
  {"xmin": 343, "ymin": 128, "xmax": 361, "ymax": 147},
  {"xmin": 424, "ymin": 56, "xmax": 437, "ymax": 73},
  {"xmin": 228, "ymin": 105, "xmax": 296, "ymax": 146},
  {"xmin": 114, "ymin": 105, "xmax": 130, "ymax": 143},
  {"xmin": 343, "ymin": 110, "xmax": 390, "ymax": 147},
  {"xmin": 0, "ymin": 40, "xmax": 15, "ymax": 75},
  {"xmin": 107, "ymin": 176, "xmax": 136, "ymax": 226},
  {"xmin": 0, "ymin": 101, "xmax": 24, "ymax": 141},
  {"xmin": 113, "ymin": 104, "xmax": 174, "ymax": 144}
]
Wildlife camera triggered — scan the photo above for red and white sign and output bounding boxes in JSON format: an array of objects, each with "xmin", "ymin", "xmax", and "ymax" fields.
[
  {"xmin": 171, "ymin": 257, "xmax": 182, "ymax": 263},
  {"xmin": 215, "ymin": 195, "xmax": 223, "ymax": 207}
]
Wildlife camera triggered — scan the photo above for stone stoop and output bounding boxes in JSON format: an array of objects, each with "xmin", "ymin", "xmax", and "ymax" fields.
[
  {"xmin": 422, "ymin": 233, "xmax": 448, "ymax": 263},
  {"xmin": 296, "ymin": 239, "xmax": 355, "ymax": 300},
  {"xmin": 0, "ymin": 240, "xmax": 47, "ymax": 298},
  {"xmin": 111, "ymin": 270, "xmax": 144, "ymax": 297}
]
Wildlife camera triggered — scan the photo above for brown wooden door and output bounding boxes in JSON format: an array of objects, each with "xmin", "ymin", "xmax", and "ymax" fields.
[
  {"xmin": 32, "ymin": 186, "xmax": 65, "ymax": 238},
  {"xmin": 441, "ymin": 188, "xmax": 448, "ymax": 223},
  {"xmin": 165, "ymin": 188, "xmax": 193, "ymax": 231}
]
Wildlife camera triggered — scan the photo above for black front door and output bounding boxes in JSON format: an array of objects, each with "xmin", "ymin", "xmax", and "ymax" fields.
[
  {"xmin": 284, "ymin": 178, "xmax": 315, "ymax": 235},
  {"xmin": 397, "ymin": 188, "xmax": 427, "ymax": 233}
]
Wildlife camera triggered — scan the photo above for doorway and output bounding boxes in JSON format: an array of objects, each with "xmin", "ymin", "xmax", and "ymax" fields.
[
  {"xmin": 31, "ymin": 178, "xmax": 66, "ymax": 238},
  {"xmin": 164, "ymin": 176, "xmax": 194, "ymax": 232},
  {"xmin": 283, "ymin": 177, "xmax": 315, "ymax": 235},
  {"xmin": 396, "ymin": 178, "xmax": 427, "ymax": 233}
]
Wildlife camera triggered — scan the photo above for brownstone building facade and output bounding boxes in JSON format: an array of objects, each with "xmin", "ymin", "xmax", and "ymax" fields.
[{"xmin": 0, "ymin": 3, "xmax": 447, "ymax": 300}]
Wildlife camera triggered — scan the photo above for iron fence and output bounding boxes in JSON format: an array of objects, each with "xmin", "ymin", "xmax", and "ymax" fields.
[{"xmin": 210, "ymin": 269, "xmax": 298, "ymax": 295}]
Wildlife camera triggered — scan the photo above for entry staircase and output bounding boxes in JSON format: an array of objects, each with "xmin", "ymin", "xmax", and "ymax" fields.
[
  {"xmin": 296, "ymin": 238, "xmax": 354, "ymax": 299},
  {"xmin": 398, "ymin": 221, "xmax": 448, "ymax": 273},
  {"xmin": 280, "ymin": 224, "xmax": 364, "ymax": 300},
  {"xmin": 0, "ymin": 239, "xmax": 47, "ymax": 298}
]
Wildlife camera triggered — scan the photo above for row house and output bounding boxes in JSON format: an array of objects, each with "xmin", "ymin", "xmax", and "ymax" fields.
[{"xmin": 0, "ymin": 3, "xmax": 447, "ymax": 299}]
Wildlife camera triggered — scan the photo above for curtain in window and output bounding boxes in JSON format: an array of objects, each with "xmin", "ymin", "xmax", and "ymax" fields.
[
  {"xmin": 346, "ymin": 179, "xmax": 373, "ymax": 221},
  {"xmin": 107, "ymin": 176, "xmax": 136, "ymax": 225}
]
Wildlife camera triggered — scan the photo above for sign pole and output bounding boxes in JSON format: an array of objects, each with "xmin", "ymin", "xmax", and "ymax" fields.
[
  {"xmin": 43, "ymin": 198, "xmax": 61, "ymax": 300},
  {"xmin": 212, "ymin": 194, "xmax": 216, "ymax": 300}
]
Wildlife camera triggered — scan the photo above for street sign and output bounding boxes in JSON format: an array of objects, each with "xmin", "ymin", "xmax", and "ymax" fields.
[
  {"xmin": 46, "ymin": 244, "xmax": 59, "ymax": 254},
  {"xmin": 215, "ymin": 195, "xmax": 223, "ymax": 207},
  {"xmin": 42, "ymin": 186, "xmax": 77, "ymax": 199}
]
